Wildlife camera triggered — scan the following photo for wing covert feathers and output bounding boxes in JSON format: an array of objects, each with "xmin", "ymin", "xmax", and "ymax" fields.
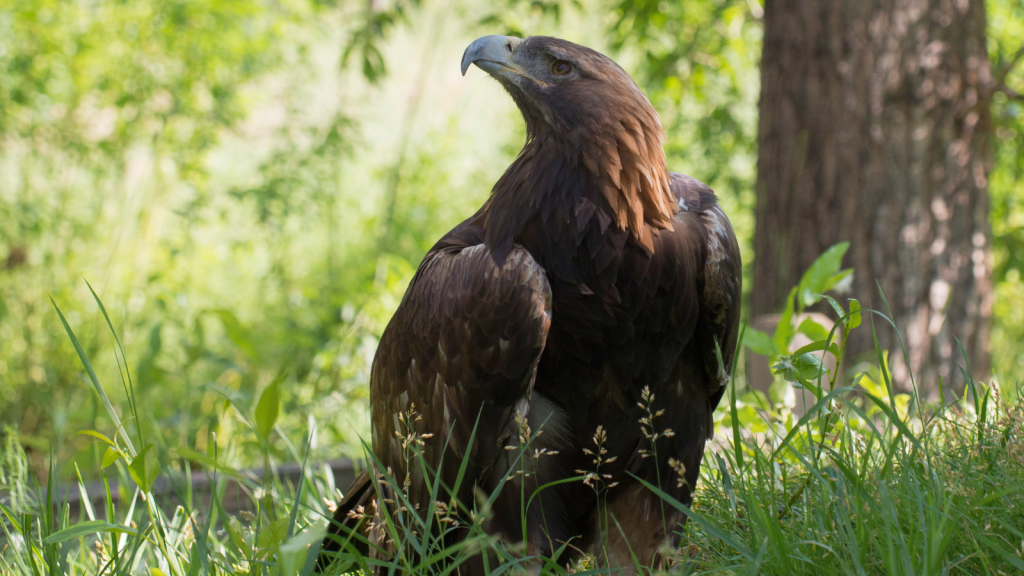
[{"xmin": 369, "ymin": 240, "xmax": 552, "ymax": 506}]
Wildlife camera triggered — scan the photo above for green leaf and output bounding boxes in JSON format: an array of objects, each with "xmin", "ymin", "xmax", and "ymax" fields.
[
  {"xmin": 823, "ymin": 295, "xmax": 846, "ymax": 320},
  {"xmin": 257, "ymin": 517, "xmax": 290, "ymax": 550},
  {"xmin": 742, "ymin": 327, "xmax": 777, "ymax": 356},
  {"xmin": 773, "ymin": 352, "xmax": 827, "ymax": 383},
  {"xmin": 101, "ymin": 446, "xmax": 122, "ymax": 469},
  {"xmin": 75, "ymin": 430, "xmax": 117, "ymax": 448},
  {"xmin": 51, "ymin": 298, "xmax": 136, "ymax": 457},
  {"xmin": 128, "ymin": 444, "xmax": 159, "ymax": 493},
  {"xmin": 42, "ymin": 520, "xmax": 137, "ymax": 545},
  {"xmin": 791, "ymin": 340, "xmax": 828, "ymax": 357},
  {"xmin": 255, "ymin": 372, "xmax": 285, "ymax": 441},
  {"xmin": 796, "ymin": 242, "xmax": 850, "ymax": 308},
  {"xmin": 796, "ymin": 317, "xmax": 830, "ymax": 342},
  {"xmin": 848, "ymin": 298, "xmax": 862, "ymax": 329},
  {"xmin": 824, "ymin": 268, "xmax": 854, "ymax": 293}
]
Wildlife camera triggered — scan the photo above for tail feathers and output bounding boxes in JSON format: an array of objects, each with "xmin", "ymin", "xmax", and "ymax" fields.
[{"xmin": 316, "ymin": 470, "xmax": 373, "ymax": 571}]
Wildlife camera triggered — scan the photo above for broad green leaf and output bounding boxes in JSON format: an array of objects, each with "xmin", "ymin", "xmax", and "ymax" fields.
[
  {"xmin": 255, "ymin": 372, "xmax": 285, "ymax": 441},
  {"xmin": 796, "ymin": 317, "xmax": 830, "ymax": 342},
  {"xmin": 257, "ymin": 517, "xmax": 290, "ymax": 550},
  {"xmin": 797, "ymin": 242, "xmax": 850, "ymax": 307},
  {"xmin": 43, "ymin": 520, "xmax": 137, "ymax": 545},
  {"xmin": 742, "ymin": 327, "xmax": 777, "ymax": 356},
  {"xmin": 101, "ymin": 446, "xmax": 122, "ymax": 469},
  {"xmin": 128, "ymin": 444, "xmax": 159, "ymax": 493}
]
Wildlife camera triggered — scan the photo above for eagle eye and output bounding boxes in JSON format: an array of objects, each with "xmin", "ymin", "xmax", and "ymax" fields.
[{"xmin": 550, "ymin": 60, "xmax": 572, "ymax": 76}]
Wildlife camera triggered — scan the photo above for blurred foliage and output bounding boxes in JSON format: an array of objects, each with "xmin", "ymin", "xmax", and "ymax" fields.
[
  {"xmin": 989, "ymin": 0, "xmax": 1024, "ymax": 382},
  {"xmin": 0, "ymin": 0, "xmax": 1021, "ymax": 485},
  {"xmin": 0, "ymin": 0, "xmax": 428, "ymax": 474}
]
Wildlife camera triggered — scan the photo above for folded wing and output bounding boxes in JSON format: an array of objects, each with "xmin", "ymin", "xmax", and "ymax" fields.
[
  {"xmin": 370, "ymin": 231, "xmax": 552, "ymax": 509},
  {"xmin": 671, "ymin": 172, "xmax": 742, "ymax": 410}
]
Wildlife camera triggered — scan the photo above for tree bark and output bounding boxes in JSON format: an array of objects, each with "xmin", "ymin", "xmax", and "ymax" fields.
[{"xmin": 753, "ymin": 0, "xmax": 994, "ymax": 397}]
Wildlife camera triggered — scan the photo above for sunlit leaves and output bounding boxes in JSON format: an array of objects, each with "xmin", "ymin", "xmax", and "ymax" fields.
[
  {"xmin": 989, "ymin": 0, "xmax": 1024, "ymax": 380},
  {"xmin": 342, "ymin": 0, "xmax": 423, "ymax": 83},
  {"xmin": 0, "ymin": 0, "xmax": 291, "ymax": 176},
  {"xmin": 478, "ymin": 0, "xmax": 571, "ymax": 39}
]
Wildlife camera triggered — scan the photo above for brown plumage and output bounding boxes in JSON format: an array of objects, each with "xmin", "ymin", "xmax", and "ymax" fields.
[{"xmin": 320, "ymin": 35, "xmax": 741, "ymax": 574}]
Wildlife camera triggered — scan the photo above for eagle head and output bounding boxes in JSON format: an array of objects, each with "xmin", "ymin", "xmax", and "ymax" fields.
[
  {"xmin": 461, "ymin": 35, "xmax": 661, "ymax": 146},
  {"xmin": 462, "ymin": 35, "xmax": 676, "ymax": 251}
]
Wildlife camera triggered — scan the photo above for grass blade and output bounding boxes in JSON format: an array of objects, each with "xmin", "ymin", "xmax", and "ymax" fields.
[{"xmin": 50, "ymin": 297, "xmax": 136, "ymax": 457}]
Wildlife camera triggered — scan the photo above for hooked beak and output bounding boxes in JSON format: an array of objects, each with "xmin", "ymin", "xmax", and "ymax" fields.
[{"xmin": 461, "ymin": 35, "xmax": 525, "ymax": 79}]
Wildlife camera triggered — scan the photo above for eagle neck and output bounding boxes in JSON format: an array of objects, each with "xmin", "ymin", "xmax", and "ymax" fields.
[
  {"xmin": 483, "ymin": 121, "xmax": 676, "ymax": 264},
  {"xmin": 482, "ymin": 135, "xmax": 567, "ymax": 265}
]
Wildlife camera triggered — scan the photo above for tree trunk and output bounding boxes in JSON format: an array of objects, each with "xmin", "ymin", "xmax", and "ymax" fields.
[{"xmin": 753, "ymin": 0, "xmax": 993, "ymax": 397}]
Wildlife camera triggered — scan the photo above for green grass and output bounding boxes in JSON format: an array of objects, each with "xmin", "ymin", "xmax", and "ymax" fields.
[
  {"xmin": 2, "ymin": 282, "xmax": 1024, "ymax": 575},
  {"xmin": 685, "ymin": 372, "xmax": 1024, "ymax": 574}
]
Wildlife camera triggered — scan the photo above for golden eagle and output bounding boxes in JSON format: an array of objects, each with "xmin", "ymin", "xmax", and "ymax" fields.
[{"xmin": 321, "ymin": 35, "xmax": 741, "ymax": 573}]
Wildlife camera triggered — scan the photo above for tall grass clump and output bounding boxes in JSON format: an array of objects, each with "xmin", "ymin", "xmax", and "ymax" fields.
[
  {"xmin": 3, "ymin": 247, "xmax": 1023, "ymax": 575},
  {"xmin": 679, "ymin": 245, "xmax": 1024, "ymax": 575}
]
